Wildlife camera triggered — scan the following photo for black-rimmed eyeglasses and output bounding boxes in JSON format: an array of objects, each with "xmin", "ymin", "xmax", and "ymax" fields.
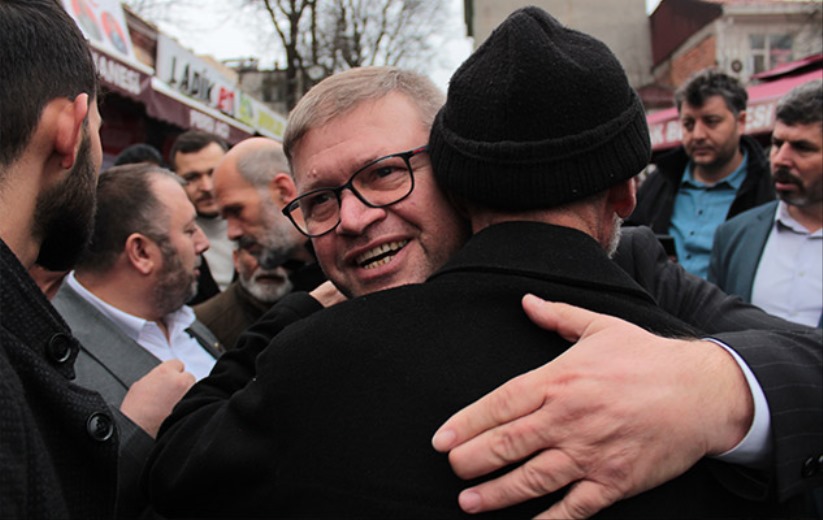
[{"xmin": 282, "ymin": 145, "xmax": 428, "ymax": 237}]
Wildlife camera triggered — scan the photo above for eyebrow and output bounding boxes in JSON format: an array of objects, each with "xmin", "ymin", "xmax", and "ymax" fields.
[{"xmin": 298, "ymin": 152, "xmax": 392, "ymax": 192}]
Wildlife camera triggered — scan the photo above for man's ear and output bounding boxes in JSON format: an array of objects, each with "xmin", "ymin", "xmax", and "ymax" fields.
[
  {"xmin": 53, "ymin": 93, "xmax": 90, "ymax": 170},
  {"xmin": 125, "ymin": 233, "xmax": 159, "ymax": 275},
  {"xmin": 270, "ymin": 172, "xmax": 298, "ymax": 209},
  {"xmin": 608, "ymin": 178, "xmax": 637, "ymax": 219},
  {"xmin": 736, "ymin": 109, "xmax": 747, "ymax": 132}
]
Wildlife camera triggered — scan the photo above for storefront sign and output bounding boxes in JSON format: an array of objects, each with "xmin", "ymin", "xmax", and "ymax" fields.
[
  {"xmin": 91, "ymin": 48, "xmax": 151, "ymax": 100},
  {"xmin": 156, "ymin": 34, "xmax": 239, "ymax": 118},
  {"xmin": 237, "ymin": 93, "xmax": 287, "ymax": 140},
  {"xmin": 62, "ymin": 0, "xmax": 137, "ymax": 63}
]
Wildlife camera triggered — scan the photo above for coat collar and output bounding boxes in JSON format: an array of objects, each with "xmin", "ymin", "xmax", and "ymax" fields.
[
  {"xmin": 430, "ymin": 221, "xmax": 656, "ymax": 305},
  {"xmin": 0, "ymin": 239, "xmax": 82, "ymax": 379}
]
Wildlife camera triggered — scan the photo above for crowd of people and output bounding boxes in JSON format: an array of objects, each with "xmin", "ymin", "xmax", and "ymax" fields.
[{"xmin": 1, "ymin": 1, "xmax": 820, "ymax": 518}]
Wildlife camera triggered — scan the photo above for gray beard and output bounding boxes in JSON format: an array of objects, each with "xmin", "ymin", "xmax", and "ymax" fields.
[{"xmin": 606, "ymin": 215, "xmax": 623, "ymax": 259}]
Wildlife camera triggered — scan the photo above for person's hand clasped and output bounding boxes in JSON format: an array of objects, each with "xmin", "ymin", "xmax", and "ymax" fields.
[
  {"xmin": 120, "ymin": 359, "xmax": 196, "ymax": 438},
  {"xmin": 432, "ymin": 294, "xmax": 752, "ymax": 519},
  {"xmin": 309, "ymin": 280, "xmax": 348, "ymax": 308}
]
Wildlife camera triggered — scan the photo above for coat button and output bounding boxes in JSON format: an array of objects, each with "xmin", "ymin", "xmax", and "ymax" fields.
[
  {"xmin": 86, "ymin": 412, "xmax": 114, "ymax": 442},
  {"xmin": 801, "ymin": 455, "xmax": 821, "ymax": 478},
  {"xmin": 46, "ymin": 333, "xmax": 72, "ymax": 364}
]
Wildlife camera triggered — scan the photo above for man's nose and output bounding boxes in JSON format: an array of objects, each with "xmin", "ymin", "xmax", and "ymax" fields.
[
  {"xmin": 771, "ymin": 142, "xmax": 793, "ymax": 167},
  {"xmin": 200, "ymin": 173, "xmax": 214, "ymax": 193},
  {"xmin": 335, "ymin": 190, "xmax": 385, "ymax": 236},
  {"xmin": 691, "ymin": 121, "xmax": 708, "ymax": 139},
  {"xmin": 226, "ymin": 218, "xmax": 243, "ymax": 241},
  {"xmin": 194, "ymin": 226, "xmax": 210, "ymax": 253}
]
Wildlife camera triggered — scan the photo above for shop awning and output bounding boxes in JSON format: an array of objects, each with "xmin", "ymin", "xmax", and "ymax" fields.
[
  {"xmin": 91, "ymin": 45, "xmax": 255, "ymax": 145},
  {"xmin": 648, "ymin": 68, "xmax": 823, "ymax": 152}
]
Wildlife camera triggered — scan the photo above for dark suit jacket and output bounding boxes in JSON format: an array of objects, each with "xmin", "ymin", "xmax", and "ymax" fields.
[
  {"xmin": 146, "ymin": 222, "xmax": 805, "ymax": 518},
  {"xmin": 52, "ymin": 281, "xmax": 222, "ymax": 518},
  {"xmin": 620, "ymin": 225, "xmax": 823, "ymax": 499},
  {"xmin": 709, "ymin": 200, "xmax": 777, "ymax": 303},
  {"xmin": 0, "ymin": 240, "xmax": 117, "ymax": 519}
]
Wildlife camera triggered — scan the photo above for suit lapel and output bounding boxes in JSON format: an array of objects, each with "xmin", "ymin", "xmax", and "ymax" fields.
[
  {"xmin": 53, "ymin": 284, "xmax": 161, "ymax": 389},
  {"xmin": 736, "ymin": 203, "xmax": 777, "ymax": 301}
]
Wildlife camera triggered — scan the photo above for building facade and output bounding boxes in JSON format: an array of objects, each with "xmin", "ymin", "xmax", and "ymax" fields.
[{"xmin": 463, "ymin": 0, "xmax": 654, "ymax": 89}]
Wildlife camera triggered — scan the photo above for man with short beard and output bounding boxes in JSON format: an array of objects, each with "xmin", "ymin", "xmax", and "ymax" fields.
[
  {"xmin": 0, "ymin": 1, "xmax": 115, "ymax": 516},
  {"xmin": 52, "ymin": 163, "xmax": 223, "ymax": 517},
  {"xmin": 629, "ymin": 69, "xmax": 775, "ymax": 279},
  {"xmin": 195, "ymin": 238, "xmax": 294, "ymax": 349},
  {"xmin": 711, "ymin": 79, "xmax": 823, "ymax": 328}
]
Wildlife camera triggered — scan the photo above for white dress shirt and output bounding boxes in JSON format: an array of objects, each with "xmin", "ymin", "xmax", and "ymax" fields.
[
  {"xmin": 751, "ymin": 201, "xmax": 823, "ymax": 327},
  {"xmin": 66, "ymin": 272, "xmax": 216, "ymax": 380}
]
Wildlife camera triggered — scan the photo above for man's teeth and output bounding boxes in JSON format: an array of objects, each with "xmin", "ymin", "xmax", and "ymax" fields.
[{"xmin": 357, "ymin": 240, "xmax": 409, "ymax": 269}]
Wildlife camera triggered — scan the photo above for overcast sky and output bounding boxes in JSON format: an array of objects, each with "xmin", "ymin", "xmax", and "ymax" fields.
[{"xmin": 155, "ymin": 0, "xmax": 663, "ymax": 93}]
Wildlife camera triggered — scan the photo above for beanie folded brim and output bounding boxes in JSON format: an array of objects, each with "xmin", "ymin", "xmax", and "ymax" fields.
[{"xmin": 430, "ymin": 90, "xmax": 651, "ymax": 211}]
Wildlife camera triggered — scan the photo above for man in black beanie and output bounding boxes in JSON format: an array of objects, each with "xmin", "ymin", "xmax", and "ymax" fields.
[{"xmin": 143, "ymin": 6, "xmax": 810, "ymax": 518}]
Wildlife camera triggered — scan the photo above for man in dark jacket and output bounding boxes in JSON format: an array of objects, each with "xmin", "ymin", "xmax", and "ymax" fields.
[
  {"xmin": 629, "ymin": 69, "xmax": 774, "ymax": 278},
  {"xmin": 0, "ymin": 1, "xmax": 117, "ymax": 517},
  {"xmin": 145, "ymin": 8, "xmax": 805, "ymax": 517}
]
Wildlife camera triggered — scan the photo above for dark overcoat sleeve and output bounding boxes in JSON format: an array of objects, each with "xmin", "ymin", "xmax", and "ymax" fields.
[{"xmin": 615, "ymin": 226, "xmax": 823, "ymax": 500}]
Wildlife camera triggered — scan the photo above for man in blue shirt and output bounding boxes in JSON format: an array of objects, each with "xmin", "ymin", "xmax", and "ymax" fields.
[{"xmin": 629, "ymin": 69, "xmax": 774, "ymax": 278}]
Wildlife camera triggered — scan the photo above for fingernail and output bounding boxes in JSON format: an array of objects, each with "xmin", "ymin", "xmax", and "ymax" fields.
[
  {"xmin": 431, "ymin": 428, "xmax": 456, "ymax": 451},
  {"xmin": 459, "ymin": 490, "xmax": 482, "ymax": 513}
]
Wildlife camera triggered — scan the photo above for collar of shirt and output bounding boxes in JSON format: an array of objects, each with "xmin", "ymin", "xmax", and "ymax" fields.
[
  {"xmin": 681, "ymin": 149, "xmax": 749, "ymax": 190},
  {"xmin": 774, "ymin": 200, "xmax": 823, "ymax": 237},
  {"xmin": 65, "ymin": 271, "xmax": 197, "ymax": 343}
]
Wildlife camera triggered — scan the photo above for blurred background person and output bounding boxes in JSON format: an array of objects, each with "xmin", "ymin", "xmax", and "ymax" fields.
[
  {"xmin": 169, "ymin": 130, "xmax": 234, "ymax": 303},
  {"xmin": 113, "ymin": 142, "xmax": 164, "ymax": 167},
  {"xmin": 710, "ymin": 79, "xmax": 822, "ymax": 328},
  {"xmin": 195, "ymin": 237, "xmax": 293, "ymax": 349},
  {"xmin": 629, "ymin": 69, "xmax": 774, "ymax": 278}
]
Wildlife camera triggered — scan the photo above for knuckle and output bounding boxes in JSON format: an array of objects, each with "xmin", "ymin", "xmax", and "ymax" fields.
[
  {"xmin": 489, "ymin": 429, "xmax": 521, "ymax": 465},
  {"xmin": 520, "ymin": 461, "xmax": 559, "ymax": 496}
]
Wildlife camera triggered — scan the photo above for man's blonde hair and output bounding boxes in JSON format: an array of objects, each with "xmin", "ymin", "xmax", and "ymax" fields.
[{"xmin": 283, "ymin": 66, "xmax": 444, "ymax": 166}]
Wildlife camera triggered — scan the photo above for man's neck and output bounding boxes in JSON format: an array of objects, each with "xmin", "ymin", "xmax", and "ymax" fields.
[
  {"xmin": 0, "ymin": 164, "xmax": 44, "ymax": 269},
  {"xmin": 692, "ymin": 149, "xmax": 744, "ymax": 185},
  {"xmin": 786, "ymin": 202, "xmax": 823, "ymax": 233}
]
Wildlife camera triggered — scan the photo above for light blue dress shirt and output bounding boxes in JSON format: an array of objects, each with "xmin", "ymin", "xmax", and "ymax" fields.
[{"xmin": 669, "ymin": 151, "xmax": 748, "ymax": 279}]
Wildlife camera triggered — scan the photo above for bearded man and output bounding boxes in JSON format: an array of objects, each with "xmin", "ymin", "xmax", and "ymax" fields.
[
  {"xmin": 51, "ymin": 163, "xmax": 223, "ymax": 517},
  {"xmin": 710, "ymin": 79, "xmax": 823, "ymax": 328},
  {"xmin": 0, "ymin": 1, "xmax": 117, "ymax": 517}
]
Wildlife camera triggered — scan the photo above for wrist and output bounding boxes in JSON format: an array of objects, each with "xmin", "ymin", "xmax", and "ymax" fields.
[{"xmin": 695, "ymin": 340, "xmax": 754, "ymax": 455}]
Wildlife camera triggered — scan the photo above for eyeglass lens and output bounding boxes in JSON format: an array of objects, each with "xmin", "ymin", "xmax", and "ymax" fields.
[{"xmin": 292, "ymin": 151, "xmax": 418, "ymax": 236}]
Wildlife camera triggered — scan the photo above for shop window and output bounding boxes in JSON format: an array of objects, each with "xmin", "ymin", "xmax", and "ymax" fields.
[{"xmin": 750, "ymin": 33, "xmax": 794, "ymax": 73}]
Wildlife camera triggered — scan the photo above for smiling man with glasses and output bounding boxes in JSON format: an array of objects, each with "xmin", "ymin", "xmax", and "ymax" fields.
[{"xmin": 282, "ymin": 87, "xmax": 468, "ymax": 298}]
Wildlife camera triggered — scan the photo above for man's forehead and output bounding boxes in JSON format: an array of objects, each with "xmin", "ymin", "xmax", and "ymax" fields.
[
  {"xmin": 174, "ymin": 142, "xmax": 226, "ymax": 171},
  {"xmin": 773, "ymin": 120, "xmax": 823, "ymax": 141},
  {"xmin": 292, "ymin": 92, "xmax": 428, "ymax": 184},
  {"xmin": 680, "ymin": 95, "xmax": 733, "ymax": 116}
]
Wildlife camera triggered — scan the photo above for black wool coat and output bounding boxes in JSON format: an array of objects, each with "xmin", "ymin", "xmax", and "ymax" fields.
[
  {"xmin": 0, "ymin": 239, "xmax": 118, "ymax": 519},
  {"xmin": 146, "ymin": 222, "xmax": 804, "ymax": 518}
]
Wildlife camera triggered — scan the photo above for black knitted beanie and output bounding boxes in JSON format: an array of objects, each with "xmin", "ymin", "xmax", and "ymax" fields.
[{"xmin": 429, "ymin": 6, "xmax": 651, "ymax": 210}]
